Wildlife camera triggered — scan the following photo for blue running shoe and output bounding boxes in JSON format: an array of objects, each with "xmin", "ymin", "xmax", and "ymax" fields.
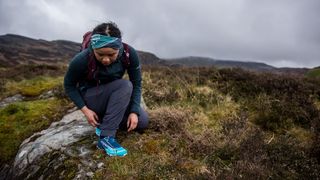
[
  {"xmin": 95, "ymin": 127, "xmax": 101, "ymax": 136},
  {"xmin": 97, "ymin": 136, "xmax": 128, "ymax": 157}
]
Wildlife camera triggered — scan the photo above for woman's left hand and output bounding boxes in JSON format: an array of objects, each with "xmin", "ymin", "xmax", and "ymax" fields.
[{"xmin": 127, "ymin": 113, "xmax": 138, "ymax": 132}]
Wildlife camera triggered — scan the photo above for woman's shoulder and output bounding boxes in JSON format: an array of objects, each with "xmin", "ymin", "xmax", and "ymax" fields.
[
  {"xmin": 73, "ymin": 49, "xmax": 90, "ymax": 61},
  {"xmin": 68, "ymin": 49, "xmax": 90, "ymax": 69},
  {"xmin": 70, "ymin": 49, "xmax": 90, "ymax": 64},
  {"xmin": 126, "ymin": 44, "xmax": 137, "ymax": 53}
]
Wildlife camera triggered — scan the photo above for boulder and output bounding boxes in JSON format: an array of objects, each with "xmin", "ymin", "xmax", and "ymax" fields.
[{"xmin": 11, "ymin": 110, "xmax": 98, "ymax": 179}]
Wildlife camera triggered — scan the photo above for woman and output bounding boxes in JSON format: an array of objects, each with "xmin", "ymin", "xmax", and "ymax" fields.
[{"xmin": 64, "ymin": 22, "xmax": 149, "ymax": 157}]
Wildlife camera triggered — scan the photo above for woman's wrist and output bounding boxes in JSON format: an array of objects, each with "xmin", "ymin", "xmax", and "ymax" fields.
[{"xmin": 81, "ymin": 106, "xmax": 89, "ymax": 114}]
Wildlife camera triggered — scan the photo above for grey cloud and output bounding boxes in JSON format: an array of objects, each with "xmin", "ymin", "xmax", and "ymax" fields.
[{"xmin": 0, "ymin": 0, "xmax": 319, "ymax": 68}]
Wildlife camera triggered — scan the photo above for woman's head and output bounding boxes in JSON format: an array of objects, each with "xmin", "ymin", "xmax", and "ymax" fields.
[
  {"xmin": 91, "ymin": 22, "xmax": 122, "ymax": 66},
  {"xmin": 92, "ymin": 22, "xmax": 122, "ymax": 38}
]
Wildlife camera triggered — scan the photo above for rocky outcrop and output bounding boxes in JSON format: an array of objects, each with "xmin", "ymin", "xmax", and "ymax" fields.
[
  {"xmin": 0, "ymin": 94, "xmax": 24, "ymax": 108},
  {"xmin": 10, "ymin": 109, "xmax": 98, "ymax": 179}
]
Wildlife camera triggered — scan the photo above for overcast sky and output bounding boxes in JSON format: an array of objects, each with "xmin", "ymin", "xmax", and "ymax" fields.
[{"xmin": 0, "ymin": 0, "xmax": 319, "ymax": 68}]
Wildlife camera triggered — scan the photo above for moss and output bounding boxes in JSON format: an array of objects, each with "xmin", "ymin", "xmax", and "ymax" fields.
[
  {"xmin": 94, "ymin": 131, "xmax": 207, "ymax": 179},
  {"xmin": 4, "ymin": 76, "xmax": 63, "ymax": 97},
  {"xmin": 0, "ymin": 98, "xmax": 68, "ymax": 164},
  {"xmin": 306, "ymin": 68, "xmax": 320, "ymax": 78},
  {"xmin": 61, "ymin": 159, "xmax": 79, "ymax": 179}
]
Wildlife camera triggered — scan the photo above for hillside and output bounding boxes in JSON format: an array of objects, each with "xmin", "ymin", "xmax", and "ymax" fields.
[
  {"xmin": 0, "ymin": 65, "xmax": 320, "ymax": 179},
  {"xmin": 0, "ymin": 34, "xmax": 79, "ymax": 66},
  {"xmin": 164, "ymin": 56, "xmax": 276, "ymax": 71},
  {"xmin": 0, "ymin": 34, "xmax": 161, "ymax": 67},
  {"xmin": 1, "ymin": 34, "xmax": 313, "ymax": 74}
]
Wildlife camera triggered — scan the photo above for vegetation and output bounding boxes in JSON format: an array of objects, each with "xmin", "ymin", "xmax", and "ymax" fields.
[
  {"xmin": 4, "ymin": 76, "xmax": 63, "ymax": 97},
  {"xmin": 0, "ymin": 98, "xmax": 69, "ymax": 163},
  {"xmin": 306, "ymin": 67, "xmax": 320, "ymax": 78},
  {"xmin": 92, "ymin": 66, "xmax": 320, "ymax": 179},
  {"xmin": 0, "ymin": 65, "xmax": 71, "ymax": 164},
  {"xmin": 1, "ymin": 65, "xmax": 320, "ymax": 179}
]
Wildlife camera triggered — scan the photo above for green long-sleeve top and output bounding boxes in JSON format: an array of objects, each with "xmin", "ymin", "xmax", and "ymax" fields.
[{"xmin": 64, "ymin": 45, "xmax": 142, "ymax": 115}]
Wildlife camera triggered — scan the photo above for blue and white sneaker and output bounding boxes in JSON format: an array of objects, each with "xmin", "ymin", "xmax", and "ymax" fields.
[
  {"xmin": 95, "ymin": 127, "xmax": 101, "ymax": 136},
  {"xmin": 97, "ymin": 136, "xmax": 128, "ymax": 157}
]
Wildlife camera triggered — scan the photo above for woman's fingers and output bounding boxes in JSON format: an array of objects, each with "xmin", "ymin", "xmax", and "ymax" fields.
[
  {"xmin": 128, "ymin": 119, "xmax": 138, "ymax": 132},
  {"xmin": 86, "ymin": 111, "xmax": 100, "ymax": 127},
  {"xmin": 93, "ymin": 113, "xmax": 100, "ymax": 125}
]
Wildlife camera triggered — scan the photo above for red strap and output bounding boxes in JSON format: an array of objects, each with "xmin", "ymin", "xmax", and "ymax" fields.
[
  {"xmin": 86, "ymin": 52, "xmax": 96, "ymax": 80},
  {"xmin": 122, "ymin": 43, "xmax": 130, "ymax": 67},
  {"xmin": 81, "ymin": 31, "xmax": 92, "ymax": 51}
]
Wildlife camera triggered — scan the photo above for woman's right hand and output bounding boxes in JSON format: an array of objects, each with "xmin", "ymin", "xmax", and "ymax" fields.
[{"xmin": 81, "ymin": 106, "xmax": 100, "ymax": 127}]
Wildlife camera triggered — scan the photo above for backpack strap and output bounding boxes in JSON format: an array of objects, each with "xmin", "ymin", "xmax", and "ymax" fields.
[
  {"xmin": 81, "ymin": 31, "xmax": 92, "ymax": 51},
  {"xmin": 86, "ymin": 52, "xmax": 96, "ymax": 80},
  {"xmin": 122, "ymin": 43, "xmax": 130, "ymax": 68}
]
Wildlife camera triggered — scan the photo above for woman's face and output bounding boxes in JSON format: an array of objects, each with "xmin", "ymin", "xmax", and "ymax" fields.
[{"xmin": 93, "ymin": 47, "xmax": 119, "ymax": 66}]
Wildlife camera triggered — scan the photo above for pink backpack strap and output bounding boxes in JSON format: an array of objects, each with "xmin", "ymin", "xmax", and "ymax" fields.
[
  {"xmin": 122, "ymin": 43, "xmax": 130, "ymax": 67},
  {"xmin": 81, "ymin": 31, "xmax": 92, "ymax": 51}
]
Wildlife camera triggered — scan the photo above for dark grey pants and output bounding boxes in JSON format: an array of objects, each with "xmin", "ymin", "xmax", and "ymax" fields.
[{"xmin": 83, "ymin": 79, "xmax": 149, "ymax": 136}]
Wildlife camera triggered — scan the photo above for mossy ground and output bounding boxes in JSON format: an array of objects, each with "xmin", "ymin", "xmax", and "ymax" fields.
[
  {"xmin": 306, "ymin": 68, "xmax": 320, "ymax": 78},
  {"xmin": 0, "ymin": 98, "xmax": 69, "ymax": 164},
  {"xmin": 3, "ymin": 76, "xmax": 63, "ymax": 97},
  {"xmin": 0, "ymin": 70, "xmax": 70, "ymax": 164}
]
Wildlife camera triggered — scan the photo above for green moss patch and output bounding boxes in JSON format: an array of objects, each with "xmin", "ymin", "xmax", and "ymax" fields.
[
  {"xmin": 0, "ymin": 98, "xmax": 68, "ymax": 163},
  {"xmin": 306, "ymin": 68, "xmax": 320, "ymax": 78},
  {"xmin": 4, "ymin": 76, "xmax": 63, "ymax": 97}
]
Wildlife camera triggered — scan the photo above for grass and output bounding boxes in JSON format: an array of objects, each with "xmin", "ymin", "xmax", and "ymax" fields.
[
  {"xmin": 3, "ymin": 76, "xmax": 63, "ymax": 97},
  {"xmin": 1, "ymin": 65, "xmax": 320, "ymax": 179},
  {"xmin": 0, "ymin": 98, "xmax": 69, "ymax": 164},
  {"xmin": 306, "ymin": 67, "xmax": 320, "ymax": 78}
]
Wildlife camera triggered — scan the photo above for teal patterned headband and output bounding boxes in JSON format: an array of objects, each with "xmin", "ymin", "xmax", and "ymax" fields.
[{"xmin": 90, "ymin": 34, "xmax": 122, "ymax": 49}]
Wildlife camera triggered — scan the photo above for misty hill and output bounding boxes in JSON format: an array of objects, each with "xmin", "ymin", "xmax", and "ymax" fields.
[
  {"xmin": 0, "ymin": 34, "xmax": 79, "ymax": 66},
  {"xmin": 164, "ymin": 56, "xmax": 276, "ymax": 71},
  {"xmin": 0, "ymin": 34, "xmax": 311, "ymax": 74},
  {"xmin": 0, "ymin": 34, "xmax": 160, "ymax": 67}
]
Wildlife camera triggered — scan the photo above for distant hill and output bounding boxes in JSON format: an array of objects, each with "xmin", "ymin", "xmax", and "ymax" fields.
[
  {"xmin": 163, "ymin": 56, "xmax": 275, "ymax": 71},
  {"xmin": 0, "ymin": 34, "xmax": 160, "ymax": 67},
  {"xmin": 0, "ymin": 34, "xmax": 313, "ymax": 74},
  {"xmin": 0, "ymin": 34, "xmax": 79, "ymax": 66}
]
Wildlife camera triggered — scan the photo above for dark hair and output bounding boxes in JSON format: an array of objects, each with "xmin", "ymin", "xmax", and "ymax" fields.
[{"xmin": 92, "ymin": 22, "xmax": 122, "ymax": 38}]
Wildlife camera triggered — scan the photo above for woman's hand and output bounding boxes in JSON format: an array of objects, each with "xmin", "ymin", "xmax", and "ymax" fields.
[
  {"xmin": 127, "ymin": 113, "xmax": 138, "ymax": 132},
  {"xmin": 81, "ymin": 106, "xmax": 100, "ymax": 127}
]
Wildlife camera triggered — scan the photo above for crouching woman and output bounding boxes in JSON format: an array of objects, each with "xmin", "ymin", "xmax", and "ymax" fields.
[{"xmin": 64, "ymin": 22, "xmax": 148, "ymax": 157}]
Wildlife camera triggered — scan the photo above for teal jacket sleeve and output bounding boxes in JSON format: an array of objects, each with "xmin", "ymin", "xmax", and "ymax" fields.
[
  {"xmin": 127, "ymin": 46, "xmax": 142, "ymax": 115},
  {"xmin": 63, "ymin": 51, "xmax": 88, "ymax": 109}
]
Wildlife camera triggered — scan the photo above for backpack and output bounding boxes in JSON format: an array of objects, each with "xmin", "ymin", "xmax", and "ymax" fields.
[{"xmin": 81, "ymin": 31, "xmax": 131, "ymax": 80}]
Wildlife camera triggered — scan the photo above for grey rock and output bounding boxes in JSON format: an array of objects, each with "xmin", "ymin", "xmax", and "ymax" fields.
[
  {"xmin": 9, "ymin": 98, "xmax": 149, "ymax": 179},
  {"xmin": 97, "ymin": 162, "xmax": 104, "ymax": 169},
  {"xmin": 0, "ymin": 94, "xmax": 24, "ymax": 108},
  {"xmin": 12, "ymin": 110, "xmax": 95, "ymax": 178},
  {"xmin": 39, "ymin": 90, "xmax": 54, "ymax": 99},
  {"xmin": 86, "ymin": 172, "xmax": 94, "ymax": 178}
]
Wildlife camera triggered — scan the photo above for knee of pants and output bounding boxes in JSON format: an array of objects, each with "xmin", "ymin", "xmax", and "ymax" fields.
[
  {"xmin": 137, "ymin": 109, "xmax": 149, "ymax": 130},
  {"xmin": 117, "ymin": 79, "xmax": 133, "ymax": 95}
]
